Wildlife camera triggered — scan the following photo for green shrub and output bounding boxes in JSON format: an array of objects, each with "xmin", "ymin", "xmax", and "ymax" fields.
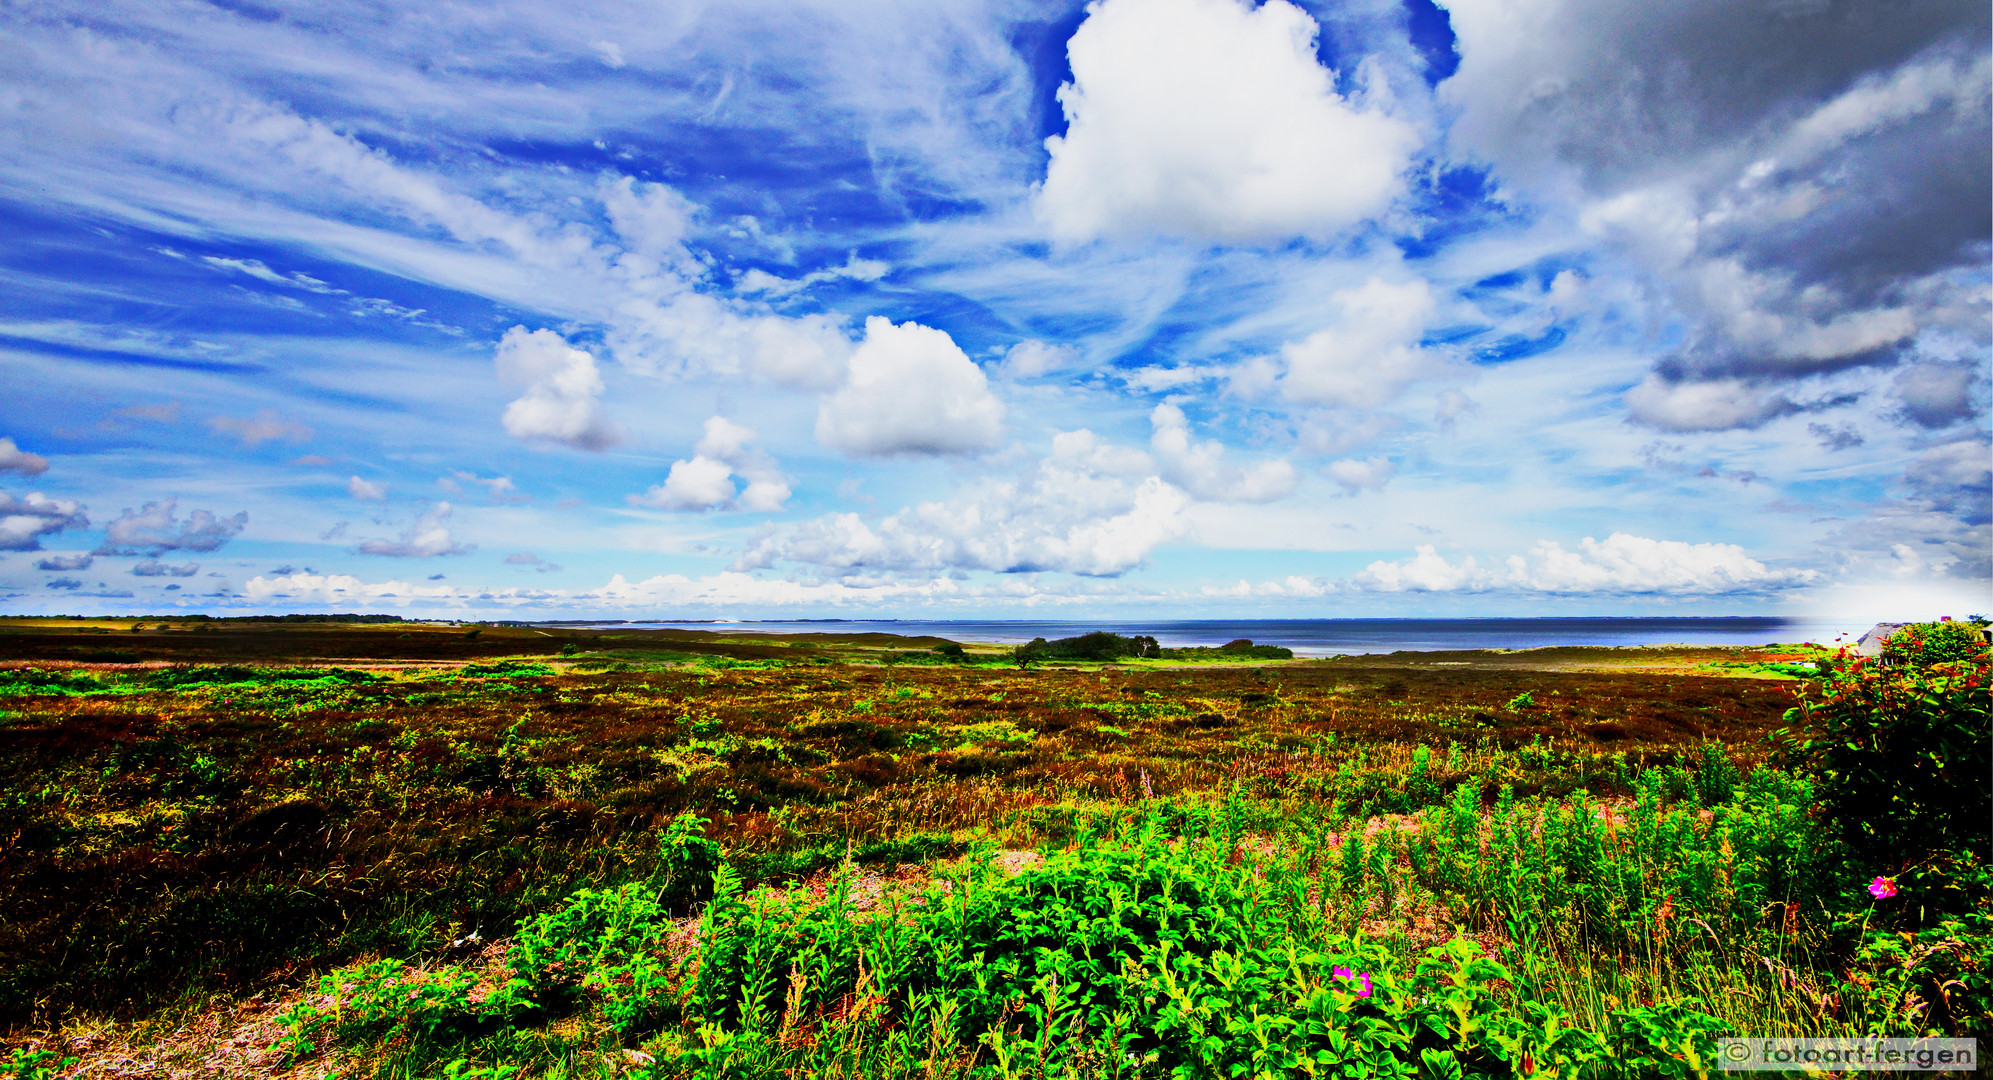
[
  {"xmin": 1792, "ymin": 651, "xmax": 1991, "ymax": 874},
  {"xmin": 1882, "ymin": 621, "xmax": 1991, "ymax": 667}
]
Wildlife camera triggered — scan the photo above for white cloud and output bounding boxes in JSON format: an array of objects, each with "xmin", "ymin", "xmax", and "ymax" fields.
[
  {"xmin": 0, "ymin": 438, "xmax": 50, "ymax": 477},
  {"xmin": 245, "ymin": 571, "xmax": 464, "ymax": 605},
  {"xmin": 1049, "ymin": 428, "xmax": 1154, "ymax": 476},
  {"xmin": 0, "ymin": 491, "xmax": 89, "ymax": 551},
  {"xmin": 440, "ymin": 471, "xmax": 528, "ymax": 504},
  {"xmin": 599, "ymin": 175, "xmax": 694, "ymax": 265},
  {"xmin": 494, "ymin": 326, "xmax": 620, "ymax": 451},
  {"xmin": 638, "ymin": 455, "xmax": 736, "ymax": 512},
  {"xmin": 97, "ymin": 499, "xmax": 244, "ymax": 554},
  {"xmin": 997, "ymin": 340, "xmax": 1080, "ymax": 379},
  {"xmin": 815, "ymin": 316, "xmax": 1005, "ymax": 457},
  {"xmin": 1326, "ymin": 456, "xmax": 1396, "ymax": 494},
  {"xmin": 733, "ymin": 253, "xmax": 891, "ymax": 298},
  {"xmin": 209, "ymin": 410, "xmax": 313, "ymax": 447},
  {"xmin": 1624, "ymin": 375, "xmax": 1792, "ymax": 432},
  {"xmin": 1280, "ymin": 277, "xmax": 1437, "ymax": 408},
  {"xmin": 1148, "ymin": 403, "xmax": 1297, "ymax": 503},
  {"xmin": 693, "ymin": 415, "xmax": 757, "ymax": 462},
  {"xmin": 738, "ymin": 448, "xmax": 1188, "ymax": 577},
  {"xmin": 357, "ymin": 502, "xmax": 472, "ymax": 557},
  {"xmin": 1505, "ymin": 534, "xmax": 1813, "ymax": 593},
  {"xmin": 1433, "ymin": 388, "xmax": 1476, "ymax": 428},
  {"xmin": 1355, "ymin": 545, "xmax": 1483, "ymax": 592},
  {"xmin": 1037, "ymin": 0, "xmax": 1418, "ymax": 242},
  {"xmin": 1354, "ymin": 533, "xmax": 1812, "ymax": 594},
  {"xmin": 631, "ymin": 415, "xmax": 791, "ymax": 513},
  {"xmin": 347, "ymin": 475, "xmax": 387, "ymax": 501}
]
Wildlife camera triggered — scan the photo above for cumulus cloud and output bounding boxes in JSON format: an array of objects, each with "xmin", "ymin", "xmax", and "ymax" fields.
[
  {"xmin": 209, "ymin": 410, "xmax": 313, "ymax": 447},
  {"xmin": 46, "ymin": 577, "xmax": 82, "ymax": 590},
  {"xmin": 357, "ymin": 502, "xmax": 472, "ymax": 557},
  {"xmin": 132, "ymin": 559, "xmax": 199, "ymax": 577},
  {"xmin": 347, "ymin": 475, "xmax": 387, "ymax": 501},
  {"xmin": 1038, "ymin": 0, "xmax": 1418, "ymax": 242},
  {"xmin": 494, "ymin": 326, "xmax": 620, "ymax": 451},
  {"xmin": 1326, "ymin": 456, "xmax": 1396, "ymax": 494},
  {"xmin": 738, "ymin": 442, "xmax": 1188, "ymax": 577},
  {"xmin": 1280, "ymin": 278, "xmax": 1438, "ymax": 408},
  {"xmin": 1624, "ymin": 376, "xmax": 1796, "ymax": 432},
  {"xmin": 1441, "ymin": 0, "xmax": 1990, "ymax": 428},
  {"xmin": 96, "ymin": 499, "xmax": 243, "ymax": 555},
  {"xmin": 816, "ymin": 317, "xmax": 1005, "ymax": 457},
  {"xmin": 631, "ymin": 416, "xmax": 791, "ymax": 513},
  {"xmin": 1354, "ymin": 533, "xmax": 1811, "ymax": 593},
  {"xmin": 1148, "ymin": 404, "xmax": 1296, "ymax": 503},
  {"xmin": 0, "ymin": 438, "xmax": 49, "ymax": 477},
  {"xmin": 0, "ymin": 491, "xmax": 87, "ymax": 551},
  {"xmin": 35, "ymin": 553, "xmax": 92, "ymax": 571},
  {"xmin": 1503, "ymin": 534, "xmax": 1811, "ymax": 593},
  {"xmin": 1355, "ymin": 545, "xmax": 1483, "ymax": 592}
]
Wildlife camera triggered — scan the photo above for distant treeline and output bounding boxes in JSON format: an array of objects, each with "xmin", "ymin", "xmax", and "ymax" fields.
[
  {"xmin": 1017, "ymin": 631, "xmax": 1292, "ymax": 663},
  {"xmin": 23, "ymin": 613, "xmax": 410, "ymax": 624}
]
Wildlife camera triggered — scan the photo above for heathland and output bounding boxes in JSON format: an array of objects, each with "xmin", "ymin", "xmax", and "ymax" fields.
[{"xmin": 0, "ymin": 617, "xmax": 1984, "ymax": 1079}]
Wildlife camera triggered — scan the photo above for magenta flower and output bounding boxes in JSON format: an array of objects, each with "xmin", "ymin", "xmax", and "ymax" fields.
[
  {"xmin": 1869, "ymin": 876, "xmax": 1897, "ymax": 900},
  {"xmin": 1332, "ymin": 966, "xmax": 1373, "ymax": 997}
]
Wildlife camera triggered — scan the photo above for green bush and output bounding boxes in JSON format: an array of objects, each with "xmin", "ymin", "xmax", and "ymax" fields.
[
  {"xmin": 1882, "ymin": 621, "xmax": 1991, "ymax": 667},
  {"xmin": 1792, "ymin": 650, "xmax": 1991, "ymax": 873}
]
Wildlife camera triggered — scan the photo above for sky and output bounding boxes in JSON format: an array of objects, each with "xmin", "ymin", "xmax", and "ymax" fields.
[{"xmin": 0, "ymin": 0, "xmax": 1987, "ymax": 625}]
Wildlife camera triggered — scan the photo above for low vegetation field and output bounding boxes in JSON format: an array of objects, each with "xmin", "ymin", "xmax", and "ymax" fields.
[{"xmin": 0, "ymin": 618, "xmax": 1983, "ymax": 1079}]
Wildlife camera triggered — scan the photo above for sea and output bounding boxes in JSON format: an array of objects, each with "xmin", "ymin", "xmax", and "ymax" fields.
[{"xmin": 564, "ymin": 617, "xmax": 1857, "ymax": 658}]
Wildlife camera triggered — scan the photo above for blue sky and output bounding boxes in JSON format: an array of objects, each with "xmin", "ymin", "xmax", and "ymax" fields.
[{"xmin": 0, "ymin": 0, "xmax": 1986, "ymax": 624}]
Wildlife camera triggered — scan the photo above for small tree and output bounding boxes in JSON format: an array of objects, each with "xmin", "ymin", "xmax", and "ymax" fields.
[{"xmin": 1012, "ymin": 638, "xmax": 1048, "ymax": 669}]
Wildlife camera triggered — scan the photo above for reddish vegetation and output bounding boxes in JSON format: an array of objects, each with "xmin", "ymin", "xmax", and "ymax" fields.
[{"xmin": 0, "ymin": 620, "xmax": 1813, "ymax": 1030}]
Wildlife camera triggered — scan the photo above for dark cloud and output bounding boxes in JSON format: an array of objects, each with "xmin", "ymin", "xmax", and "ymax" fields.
[
  {"xmin": 1903, "ymin": 440, "xmax": 1992, "ymax": 526},
  {"xmin": 1808, "ymin": 422, "xmax": 1864, "ymax": 451},
  {"xmin": 96, "ymin": 499, "xmax": 247, "ymax": 555},
  {"xmin": 1894, "ymin": 362, "xmax": 1981, "ymax": 428},
  {"xmin": 1443, "ymin": 0, "xmax": 1990, "ymax": 422},
  {"xmin": 35, "ymin": 553, "xmax": 93, "ymax": 571},
  {"xmin": 132, "ymin": 559, "xmax": 200, "ymax": 577},
  {"xmin": 46, "ymin": 577, "xmax": 81, "ymax": 589}
]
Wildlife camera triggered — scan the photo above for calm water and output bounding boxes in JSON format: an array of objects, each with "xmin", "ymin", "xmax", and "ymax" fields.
[{"xmin": 565, "ymin": 617, "xmax": 1854, "ymax": 658}]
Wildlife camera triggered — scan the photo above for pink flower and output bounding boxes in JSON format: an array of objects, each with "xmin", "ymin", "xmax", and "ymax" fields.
[
  {"xmin": 1869, "ymin": 876, "xmax": 1897, "ymax": 900},
  {"xmin": 1332, "ymin": 966, "xmax": 1372, "ymax": 997}
]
